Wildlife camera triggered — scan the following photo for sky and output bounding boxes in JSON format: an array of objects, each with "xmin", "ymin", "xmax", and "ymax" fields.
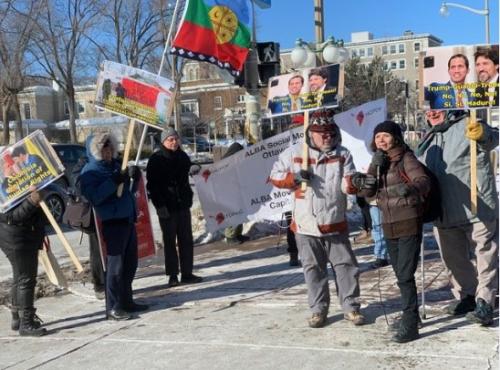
[{"xmin": 254, "ymin": 0, "xmax": 499, "ymax": 49}]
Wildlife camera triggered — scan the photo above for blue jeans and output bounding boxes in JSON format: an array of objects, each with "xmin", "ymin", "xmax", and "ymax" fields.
[{"xmin": 369, "ymin": 205, "xmax": 388, "ymax": 260}]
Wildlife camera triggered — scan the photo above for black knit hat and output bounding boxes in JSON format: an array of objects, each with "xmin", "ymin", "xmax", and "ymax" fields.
[{"xmin": 373, "ymin": 121, "xmax": 403, "ymax": 141}]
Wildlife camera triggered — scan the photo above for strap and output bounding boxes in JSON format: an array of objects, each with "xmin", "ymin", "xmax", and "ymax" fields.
[{"xmin": 396, "ymin": 159, "xmax": 411, "ymax": 184}]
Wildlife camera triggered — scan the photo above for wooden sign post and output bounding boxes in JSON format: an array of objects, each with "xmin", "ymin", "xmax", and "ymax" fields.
[{"xmin": 117, "ymin": 119, "xmax": 136, "ymax": 197}]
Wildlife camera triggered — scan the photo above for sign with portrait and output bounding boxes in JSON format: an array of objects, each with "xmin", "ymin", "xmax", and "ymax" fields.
[
  {"xmin": 420, "ymin": 44, "xmax": 499, "ymax": 110},
  {"xmin": 0, "ymin": 130, "xmax": 65, "ymax": 212},
  {"xmin": 266, "ymin": 64, "xmax": 343, "ymax": 117},
  {"xmin": 95, "ymin": 60, "xmax": 176, "ymax": 126}
]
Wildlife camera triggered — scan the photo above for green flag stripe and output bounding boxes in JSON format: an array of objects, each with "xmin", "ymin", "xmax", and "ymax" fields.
[{"xmin": 183, "ymin": 0, "xmax": 251, "ymax": 48}]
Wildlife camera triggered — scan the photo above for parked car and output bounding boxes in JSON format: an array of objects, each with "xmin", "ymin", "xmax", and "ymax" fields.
[
  {"xmin": 51, "ymin": 143, "xmax": 87, "ymax": 189},
  {"xmin": 43, "ymin": 183, "xmax": 69, "ymax": 223},
  {"xmin": 181, "ymin": 136, "xmax": 214, "ymax": 152}
]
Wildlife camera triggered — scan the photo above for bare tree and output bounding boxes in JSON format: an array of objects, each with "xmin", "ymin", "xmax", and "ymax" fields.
[
  {"xmin": 29, "ymin": 0, "xmax": 102, "ymax": 143},
  {"xmin": 0, "ymin": 0, "xmax": 40, "ymax": 144}
]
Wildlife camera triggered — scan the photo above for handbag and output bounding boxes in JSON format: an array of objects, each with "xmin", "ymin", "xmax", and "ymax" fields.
[{"xmin": 62, "ymin": 195, "xmax": 95, "ymax": 233}]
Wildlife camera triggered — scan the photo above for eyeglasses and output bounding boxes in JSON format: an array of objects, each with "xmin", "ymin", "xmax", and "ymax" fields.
[{"xmin": 313, "ymin": 131, "xmax": 335, "ymax": 138}]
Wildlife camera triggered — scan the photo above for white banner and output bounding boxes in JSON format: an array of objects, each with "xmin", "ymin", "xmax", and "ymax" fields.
[{"xmin": 195, "ymin": 99, "xmax": 386, "ymax": 232}]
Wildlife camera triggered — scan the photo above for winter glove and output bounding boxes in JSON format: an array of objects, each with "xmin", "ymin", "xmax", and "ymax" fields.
[
  {"xmin": 29, "ymin": 188, "xmax": 47, "ymax": 205},
  {"xmin": 465, "ymin": 120, "xmax": 484, "ymax": 141},
  {"xmin": 189, "ymin": 164, "xmax": 202, "ymax": 176},
  {"xmin": 294, "ymin": 169, "xmax": 312, "ymax": 185},
  {"xmin": 386, "ymin": 183, "xmax": 412, "ymax": 197},
  {"xmin": 371, "ymin": 150, "xmax": 389, "ymax": 169},
  {"xmin": 156, "ymin": 206, "xmax": 170, "ymax": 219},
  {"xmin": 112, "ymin": 170, "xmax": 129, "ymax": 185},
  {"xmin": 351, "ymin": 172, "xmax": 377, "ymax": 190},
  {"xmin": 128, "ymin": 165, "xmax": 142, "ymax": 182}
]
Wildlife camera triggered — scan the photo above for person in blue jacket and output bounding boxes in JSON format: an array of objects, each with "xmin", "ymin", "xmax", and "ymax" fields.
[{"xmin": 79, "ymin": 132, "xmax": 146, "ymax": 320}]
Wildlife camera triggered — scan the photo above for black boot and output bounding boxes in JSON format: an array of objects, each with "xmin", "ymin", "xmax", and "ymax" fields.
[
  {"xmin": 391, "ymin": 314, "xmax": 419, "ymax": 343},
  {"xmin": 289, "ymin": 253, "xmax": 301, "ymax": 267},
  {"xmin": 19, "ymin": 308, "xmax": 47, "ymax": 337},
  {"xmin": 11, "ymin": 308, "xmax": 19, "ymax": 331}
]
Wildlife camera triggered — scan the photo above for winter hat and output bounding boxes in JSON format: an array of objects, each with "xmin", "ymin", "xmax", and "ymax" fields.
[
  {"xmin": 373, "ymin": 121, "xmax": 403, "ymax": 141},
  {"xmin": 308, "ymin": 109, "xmax": 336, "ymax": 132},
  {"xmin": 161, "ymin": 126, "xmax": 178, "ymax": 142}
]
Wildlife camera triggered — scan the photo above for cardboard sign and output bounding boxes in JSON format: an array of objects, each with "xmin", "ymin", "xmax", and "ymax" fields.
[
  {"xmin": 0, "ymin": 130, "xmax": 64, "ymax": 212},
  {"xmin": 420, "ymin": 44, "xmax": 499, "ymax": 110},
  {"xmin": 95, "ymin": 61, "xmax": 175, "ymax": 126}
]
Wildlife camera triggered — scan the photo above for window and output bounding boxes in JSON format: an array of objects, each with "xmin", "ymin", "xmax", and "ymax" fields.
[
  {"xmin": 351, "ymin": 49, "xmax": 357, "ymax": 57},
  {"xmin": 367, "ymin": 47, "xmax": 373, "ymax": 57},
  {"xmin": 237, "ymin": 95, "xmax": 245, "ymax": 103},
  {"xmin": 415, "ymin": 79, "xmax": 419, "ymax": 90},
  {"xmin": 77, "ymin": 101, "xmax": 85, "ymax": 114},
  {"xmin": 390, "ymin": 61, "xmax": 397, "ymax": 70},
  {"xmin": 382, "ymin": 45, "xmax": 388, "ymax": 55},
  {"xmin": 23, "ymin": 103, "xmax": 31, "ymax": 120},
  {"xmin": 414, "ymin": 42, "xmax": 421, "ymax": 52},
  {"xmin": 384, "ymin": 62, "xmax": 389, "ymax": 71},
  {"xmin": 390, "ymin": 44, "xmax": 397, "ymax": 54},
  {"xmin": 214, "ymin": 96, "xmax": 222, "ymax": 110},
  {"xmin": 399, "ymin": 60, "xmax": 406, "ymax": 69},
  {"xmin": 180, "ymin": 99, "xmax": 199, "ymax": 116},
  {"xmin": 185, "ymin": 65, "xmax": 200, "ymax": 81},
  {"xmin": 64, "ymin": 101, "xmax": 69, "ymax": 116},
  {"xmin": 414, "ymin": 57, "xmax": 419, "ymax": 68},
  {"xmin": 398, "ymin": 44, "xmax": 405, "ymax": 53},
  {"xmin": 359, "ymin": 48, "xmax": 365, "ymax": 57}
]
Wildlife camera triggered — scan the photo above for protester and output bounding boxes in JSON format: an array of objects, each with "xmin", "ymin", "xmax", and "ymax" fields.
[
  {"xmin": 146, "ymin": 127, "xmax": 203, "ymax": 288},
  {"xmin": 80, "ymin": 132, "xmax": 147, "ymax": 320},
  {"xmin": 353, "ymin": 121, "xmax": 431, "ymax": 343},
  {"xmin": 417, "ymin": 110, "xmax": 498, "ymax": 326},
  {"xmin": 222, "ymin": 142, "xmax": 250, "ymax": 245},
  {"xmin": 270, "ymin": 109, "xmax": 365, "ymax": 328},
  {"xmin": 0, "ymin": 187, "xmax": 48, "ymax": 336}
]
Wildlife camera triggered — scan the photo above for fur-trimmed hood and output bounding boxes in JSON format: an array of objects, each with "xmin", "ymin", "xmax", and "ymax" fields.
[{"xmin": 88, "ymin": 132, "xmax": 119, "ymax": 161}]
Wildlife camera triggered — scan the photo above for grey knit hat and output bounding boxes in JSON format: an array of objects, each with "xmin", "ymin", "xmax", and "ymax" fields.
[{"xmin": 161, "ymin": 127, "xmax": 178, "ymax": 142}]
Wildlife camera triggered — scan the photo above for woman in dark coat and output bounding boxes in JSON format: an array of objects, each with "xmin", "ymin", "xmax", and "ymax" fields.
[
  {"xmin": 351, "ymin": 121, "xmax": 431, "ymax": 343},
  {"xmin": 0, "ymin": 188, "xmax": 47, "ymax": 336}
]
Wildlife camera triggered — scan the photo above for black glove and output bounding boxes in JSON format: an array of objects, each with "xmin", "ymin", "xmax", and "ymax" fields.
[
  {"xmin": 294, "ymin": 169, "xmax": 312, "ymax": 185},
  {"xmin": 386, "ymin": 183, "xmax": 411, "ymax": 197},
  {"xmin": 112, "ymin": 170, "xmax": 129, "ymax": 185},
  {"xmin": 371, "ymin": 150, "xmax": 388, "ymax": 169},
  {"xmin": 128, "ymin": 165, "xmax": 142, "ymax": 182},
  {"xmin": 29, "ymin": 188, "xmax": 48, "ymax": 205},
  {"xmin": 351, "ymin": 172, "xmax": 377, "ymax": 190},
  {"xmin": 156, "ymin": 206, "xmax": 170, "ymax": 219},
  {"xmin": 189, "ymin": 164, "xmax": 201, "ymax": 176}
]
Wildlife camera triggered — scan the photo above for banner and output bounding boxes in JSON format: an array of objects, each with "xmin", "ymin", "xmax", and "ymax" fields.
[
  {"xmin": 195, "ymin": 99, "xmax": 386, "ymax": 232},
  {"xmin": 170, "ymin": 0, "xmax": 252, "ymax": 76},
  {"xmin": 420, "ymin": 44, "xmax": 499, "ymax": 110},
  {"xmin": 266, "ymin": 64, "xmax": 343, "ymax": 117},
  {"xmin": 95, "ymin": 61, "xmax": 175, "ymax": 126},
  {"xmin": 0, "ymin": 130, "xmax": 64, "ymax": 213}
]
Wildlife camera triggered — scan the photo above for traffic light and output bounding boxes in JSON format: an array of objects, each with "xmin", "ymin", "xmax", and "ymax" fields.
[{"xmin": 256, "ymin": 42, "xmax": 280, "ymax": 87}]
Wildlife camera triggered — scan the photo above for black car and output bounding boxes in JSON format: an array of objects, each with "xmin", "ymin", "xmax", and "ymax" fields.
[
  {"xmin": 51, "ymin": 143, "xmax": 87, "ymax": 189},
  {"xmin": 43, "ymin": 183, "xmax": 68, "ymax": 223}
]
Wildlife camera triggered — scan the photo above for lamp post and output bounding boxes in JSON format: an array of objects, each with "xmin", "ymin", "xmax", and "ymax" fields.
[
  {"xmin": 291, "ymin": 37, "xmax": 349, "ymax": 68},
  {"xmin": 439, "ymin": 0, "xmax": 490, "ymax": 43}
]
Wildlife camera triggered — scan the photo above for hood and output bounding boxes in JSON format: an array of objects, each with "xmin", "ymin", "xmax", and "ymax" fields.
[{"xmin": 88, "ymin": 132, "xmax": 119, "ymax": 161}]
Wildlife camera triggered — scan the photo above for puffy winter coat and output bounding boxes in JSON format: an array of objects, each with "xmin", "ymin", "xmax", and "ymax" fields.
[
  {"xmin": 146, "ymin": 146, "xmax": 193, "ymax": 212},
  {"xmin": 0, "ymin": 197, "xmax": 45, "ymax": 250},
  {"xmin": 79, "ymin": 133, "xmax": 137, "ymax": 223},
  {"xmin": 270, "ymin": 140, "xmax": 357, "ymax": 237}
]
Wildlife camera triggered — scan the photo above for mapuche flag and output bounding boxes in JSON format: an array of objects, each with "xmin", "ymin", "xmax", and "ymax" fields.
[{"xmin": 170, "ymin": 0, "xmax": 252, "ymax": 76}]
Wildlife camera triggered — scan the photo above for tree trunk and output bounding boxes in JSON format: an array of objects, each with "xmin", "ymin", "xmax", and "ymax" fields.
[
  {"xmin": 11, "ymin": 94, "xmax": 23, "ymax": 141},
  {"xmin": 2, "ymin": 97, "xmax": 11, "ymax": 145},
  {"xmin": 66, "ymin": 89, "xmax": 77, "ymax": 143}
]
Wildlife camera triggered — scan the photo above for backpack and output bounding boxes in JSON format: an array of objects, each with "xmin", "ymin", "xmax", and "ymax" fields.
[{"xmin": 397, "ymin": 160, "xmax": 442, "ymax": 224}]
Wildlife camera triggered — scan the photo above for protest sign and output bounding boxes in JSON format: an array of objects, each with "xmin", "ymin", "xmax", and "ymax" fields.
[
  {"xmin": 0, "ymin": 130, "xmax": 64, "ymax": 213},
  {"xmin": 95, "ymin": 60, "xmax": 175, "ymax": 126},
  {"xmin": 195, "ymin": 99, "xmax": 386, "ymax": 232},
  {"xmin": 266, "ymin": 64, "xmax": 343, "ymax": 117},
  {"xmin": 420, "ymin": 44, "xmax": 499, "ymax": 110}
]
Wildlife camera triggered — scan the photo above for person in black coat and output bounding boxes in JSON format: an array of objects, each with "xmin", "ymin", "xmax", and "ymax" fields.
[
  {"xmin": 146, "ymin": 127, "xmax": 203, "ymax": 287},
  {"xmin": 0, "ymin": 187, "xmax": 48, "ymax": 336}
]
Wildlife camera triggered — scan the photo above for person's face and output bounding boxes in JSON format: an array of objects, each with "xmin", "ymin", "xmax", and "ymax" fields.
[
  {"xmin": 311, "ymin": 130, "xmax": 335, "ymax": 151},
  {"xmin": 475, "ymin": 56, "xmax": 498, "ymax": 83},
  {"xmin": 12, "ymin": 153, "xmax": 27, "ymax": 166},
  {"xmin": 288, "ymin": 77, "xmax": 303, "ymax": 95},
  {"xmin": 101, "ymin": 145, "xmax": 113, "ymax": 162},
  {"xmin": 374, "ymin": 132, "xmax": 395, "ymax": 151},
  {"xmin": 425, "ymin": 110, "xmax": 446, "ymax": 126},
  {"xmin": 308, "ymin": 74, "xmax": 326, "ymax": 92},
  {"xmin": 3, "ymin": 162, "xmax": 16, "ymax": 177},
  {"xmin": 448, "ymin": 57, "xmax": 469, "ymax": 84},
  {"xmin": 163, "ymin": 135, "xmax": 180, "ymax": 151}
]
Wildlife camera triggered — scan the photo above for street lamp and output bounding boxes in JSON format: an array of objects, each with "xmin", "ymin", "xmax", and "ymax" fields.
[
  {"xmin": 291, "ymin": 37, "xmax": 349, "ymax": 68},
  {"xmin": 439, "ymin": 1, "xmax": 490, "ymax": 43}
]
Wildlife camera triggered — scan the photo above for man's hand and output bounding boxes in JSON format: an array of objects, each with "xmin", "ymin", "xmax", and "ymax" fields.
[
  {"xmin": 29, "ymin": 188, "xmax": 47, "ymax": 205},
  {"xmin": 156, "ymin": 206, "xmax": 170, "ymax": 219},
  {"xmin": 189, "ymin": 164, "xmax": 202, "ymax": 176},
  {"xmin": 465, "ymin": 120, "xmax": 484, "ymax": 141},
  {"xmin": 294, "ymin": 169, "xmax": 312, "ymax": 185},
  {"xmin": 386, "ymin": 183, "xmax": 411, "ymax": 197},
  {"xmin": 371, "ymin": 150, "xmax": 388, "ymax": 169},
  {"xmin": 128, "ymin": 165, "xmax": 142, "ymax": 182},
  {"xmin": 112, "ymin": 170, "xmax": 129, "ymax": 185},
  {"xmin": 351, "ymin": 172, "xmax": 377, "ymax": 190}
]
